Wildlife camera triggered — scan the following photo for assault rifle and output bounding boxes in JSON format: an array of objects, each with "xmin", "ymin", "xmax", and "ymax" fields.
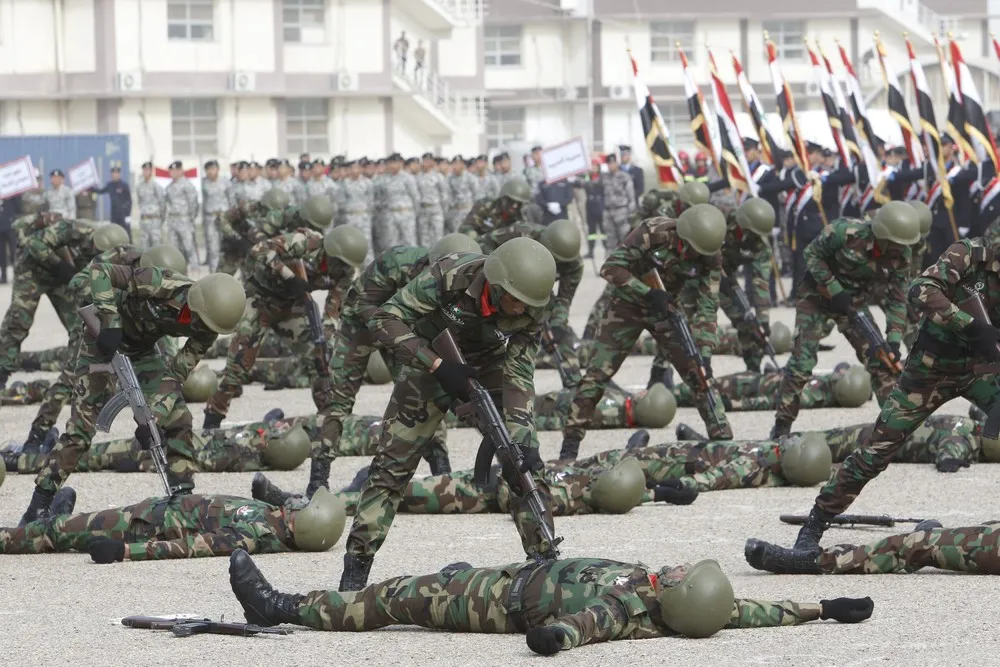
[
  {"xmin": 540, "ymin": 325, "xmax": 579, "ymax": 387},
  {"xmin": 720, "ymin": 272, "xmax": 779, "ymax": 369},
  {"xmin": 432, "ymin": 329, "xmax": 562, "ymax": 560},
  {"xmin": 779, "ymin": 513, "xmax": 927, "ymax": 528},
  {"xmin": 290, "ymin": 259, "xmax": 330, "ymax": 379},
  {"xmin": 849, "ymin": 310, "xmax": 903, "ymax": 374},
  {"xmin": 79, "ymin": 305, "xmax": 177, "ymax": 497},
  {"xmin": 958, "ymin": 292, "xmax": 1000, "ymax": 439},
  {"xmin": 121, "ymin": 615, "xmax": 292, "ymax": 638}
]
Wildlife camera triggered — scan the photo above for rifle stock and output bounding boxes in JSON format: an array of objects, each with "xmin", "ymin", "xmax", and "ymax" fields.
[{"xmin": 957, "ymin": 293, "xmax": 1000, "ymax": 439}]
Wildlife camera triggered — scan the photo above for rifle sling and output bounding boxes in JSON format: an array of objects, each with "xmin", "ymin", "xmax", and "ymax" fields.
[{"xmin": 504, "ymin": 560, "xmax": 547, "ymax": 632}]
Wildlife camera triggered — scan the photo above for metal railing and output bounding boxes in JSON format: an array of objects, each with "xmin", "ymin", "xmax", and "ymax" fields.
[
  {"xmin": 427, "ymin": 0, "xmax": 488, "ymax": 23},
  {"xmin": 394, "ymin": 60, "xmax": 486, "ymax": 128}
]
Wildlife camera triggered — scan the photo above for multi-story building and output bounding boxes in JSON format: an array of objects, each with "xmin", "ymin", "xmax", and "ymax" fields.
[{"xmin": 0, "ymin": 0, "xmax": 487, "ymax": 172}]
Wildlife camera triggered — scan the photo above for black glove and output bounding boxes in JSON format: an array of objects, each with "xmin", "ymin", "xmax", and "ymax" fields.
[
  {"xmin": 95, "ymin": 328, "xmax": 123, "ymax": 360},
  {"xmin": 828, "ymin": 291, "xmax": 854, "ymax": 316},
  {"xmin": 965, "ymin": 320, "xmax": 1000, "ymax": 361},
  {"xmin": 134, "ymin": 423, "xmax": 162, "ymax": 451},
  {"xmin": 525, "ymin": 626, "xmax": 566, "ymax": 656},
  {"xmin": 519, "ymin": 447, "xmax": 543, "ymax": 474},
  {"xmin": 935, "ymin": 457, "xmax": 970, "ymax": 473},
  {"xmin": 701, "ymin": 359, "xmax": 713, "ymax": 380},
  {"xmin": 285, "ymin": 276, "xmax": 311, "ymax": 299},
  {"xmin": 820, "ymin": 597, "xmax": 874, "ymax": 624},
  {"xmin": 88, "ymin": 536, "xmax": 126, "ymax": 564},
  {"xmin": 644, "ymin": 289, "xmax": 672, "ymax": 316},
  {"xmin": 653, "ymin": 480, "xmax": 699, "ymax": 505},
  {"xmin": 888, "ymin": 341, "xmax": 901, "ymax": 362},
  {"xmin": 54, "ymin": 261, "xmax": 77, "ymax": 285},
  {"xmin": 432, "ymin": 360, "xmax": 478, "ymax": 401},
  {"xmin": 760, "ymin": 321, "xmax": 770, "ymax": 337}
]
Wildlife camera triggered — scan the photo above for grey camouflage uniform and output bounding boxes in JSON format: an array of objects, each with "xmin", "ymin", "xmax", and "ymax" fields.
[
  {"xmin": 135, "ymin": 178, "xmax": 166, "ymax": 249},
  {"xmin": 341, "ymin": 176, "xmax": 375, "ymax": 262},
  {"xmin": 602, "ymin": 171, "xmax": 636, "ymax": 248},
  {"xmin": 306, "ymin": 177, "xmax": 337, "ymax": 208},
  {"xmin": 524, "ymin": 165, "xmax": 545, "ymax": 195},
  {"xmin": 202, "ymin": 177, "xmax": 229, "ymax": 272},
  {"xmin": 163, "ymin": 178, "xmax": 199, "ymax": 264},
  {"xmin": 276, "ymin": 177, "xmax": 307, "ymax": 208},
  {"xmin": 225, "ymin": 179, "xmax": 243, "ymax": 208},
  {"xmin": 240, "ymin": 178, "xmax": 270, "ymax": 205},
  {"xmin": 44, "ymin": 185, "xmax": 76, "ymax": 219},
  {"xmin": 415, "ymin": 169, "xmax": 449, "ymax": 247},
  {"xmin": 447, "ymin": 170, "xmax": 477, "ymax": 233},
  {"xmin": 374, "ymin": 172, "xmax": 420, "ymax": 249}
]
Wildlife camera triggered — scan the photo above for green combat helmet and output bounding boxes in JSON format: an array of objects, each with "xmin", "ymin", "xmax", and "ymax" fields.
[
  {"xmin": 182, "ymin": 364, "xmax": 218, "ymax": 402},
  {"xmin": 188, "ymin": 273, "xmax": 247, "ymax": 334},
  {"xmin": 659, "ymin": 559, "xmax": 735, "ymax": 638},
  {"xmin": 780, "ymin": 433, "xmax": 834, "ymax": 486},
  {"xmin": 677, "ymin": 204, "xmax": 727, "ymax": 256},
  {"xmin": 540, "ymin": 219, "xmax": 582, "ymax": 262},
  {"xmin": 834, "ymin": 366, "xmax": 873, "ymax": 408},
  {"xmin": 641, "ymin": 190, "xmax": 661, "ymax": 213},
  {"xmin": 483, "ymin": 237, "xmax": 556, "ymax": 308},
  {"xmin": 590, "ymin": 459, "xmax": 645, "ymax": 514},
  {"xmin": 365, "ymin": 351, "xmax": 392, "ymax": 384},
  {"xmin": 301, "ymin": 196, "xmax": 335, "ymax": 230},
  {"xmin": 93, "ymin": 224, "xmax": 130, "ymax": 251},
  {"xmin": 634, "ymin": 384, "xmax": 677, "ymax": 428},
  {"xmin": 907, "ymin": 200, "xmax": 933, "ymax": 237},
  {"xmin": 430, "ymin": 233, "xmax": 482, "ymax": 262},
  {"xmin": 499, "ymin": 178, "xmax": 532, "ymax": 204},
  {"xmin": 770, "ymin": 322, "xmax": 792, "ymax": 355},
  {"xmin": 872, "ymin": 200, "xmax": 920, "ymax": 245},
  {"xmin": 323, "ymin": 226, "xmax": 368, "ymax": 268},
  {"xmin": 140, "ymin": 244, "xmax": 188, "ymax": 274},
  {"xmin": 262, "ymin": 424, "xmax": 311, "ymax": 471},
  {"xmin": 735, "ymin": 198, "xmax": 776, "ymax": 238},
  {"xmin": 677, "ymin": 181, "xmax": 711, "ymax": 208},
  {"xmin": 291, "ymin": 487, "xmax": 347, "ymax": 551},
  {"xmin": 260, "ymin": 187, "xmax": 291, "ymax": 211},
  {"xmin": 980, "ymin": 430, "xmax": 1000, "ymax": 462}
]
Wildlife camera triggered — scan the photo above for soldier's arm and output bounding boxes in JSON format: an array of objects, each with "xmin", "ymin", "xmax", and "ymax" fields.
[
  {"xmin": 551, "ymin": 260, "xmax": 584, "ymax": 326},
  {"xmin": 187, "ymin": 183, "xmax": 199, "ymax": 213},
  {"xmin": 124, "ymin": 525, "xmax": 289, "ymax": 560},
  {"xmin": 24, "ymin": 219, "xmax": 72, "ymax": 267},
  {"xmin": 690, "ymin": 260, "xmax": 722, "ymax": 359},
  {"xmin": 725, "ymin": 599, "xmax": 823, "ymax": 628},
  {"xmin": 909, "ymin": 240, "xmax": 979, "ymax": 332},
  {"xmin": 599, "ymin": 219, "xmax": 660, "ymax": 298},
  {"xmin": 750, "ymin": 245, "xmax": 772, "ymax": 320},
  {"xmin": 166, "ymin": 332, "xmax": 215, "ymax": 389},
  {"xmin": 156, "ymin": 184, "xmax": 166, "ymax": 217},
  {"xmin": 408, "ymin": 177, "xmax": 420, "ymax": 209},
  {"xmin": 882, "ymin": 251, "xmax": 912, "ymax": 344},
  {"xmin": 502, "ymin": 327, "xmax": 541, "ymax": 446},
  {"xmin": 803, "ymin": 222, "xmax": 848, "ymax": 298},
  {"xmin": 367, "ymin": 265, "xmax": 445, "ymax": 370},
  {"xmin": 123, "ymin": 184, "xmax": 133, "ymax": 210},
  {"xmin": 252, "ymin": 234, "xmax": 298, "ymax": 282},
  {"xmin": 543, "ymin": 594, "xmax": 646, "ymax": 650}
]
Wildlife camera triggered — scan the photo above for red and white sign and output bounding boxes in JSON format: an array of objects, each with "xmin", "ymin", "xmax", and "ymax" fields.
[
  {"xmin": 541, "ymin": 137, "xmax": 590, "ymax": 184},
  {"xmin": 68, "ymin": 157, "xmax": 101, "ymax": 194},
  {"xmin": 0, "ymin": 155, "xmax": 37, "ymax": 199}
]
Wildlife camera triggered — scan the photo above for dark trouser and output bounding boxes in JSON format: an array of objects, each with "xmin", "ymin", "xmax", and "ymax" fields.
[
  {"xmin": 585, "ymin": 210, "xmax": 602, "ymax": 255},
  {"xmin": 924, "ymin": 225, "xmax": 954, "ymax": 269},
  {"xmin": 790, "ymin": 214, "xmax": 823, "ymax": 300},
  {"xmin": 0, "ymin": 227, "xmax": 16, "ymax": 279}
]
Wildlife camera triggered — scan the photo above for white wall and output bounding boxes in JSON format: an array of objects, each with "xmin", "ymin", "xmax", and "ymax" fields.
[
  {"xmin": 485, "ymin": 22, "xmax": 572, "ymax": 90},
  {"xmin": 285, "ymin": 0, "xmax": 383, "ymax": 74},
  {"xmin": 220, "ymin": 97, "xmax": 278, "ymax": 162},
  {"xmin": 394, "ymin": 118, "xmax": 434, "ymax": 157},
  {"xmin": 63, "ymin": 0, "xmax": 97, "ymax": 73},
  {"xmin": 525, "ymin": 104, "xmax": 572, "ymax": 145},
  {"xmin": 602, "ymin": 102, "xmax": 649, "ymax": 159},
  {"xmin": 0, "ymin": 0, "xmax": 58, "ymax": 74},
  {"xmin": 330, "ymin": 97, "xmax": 387, "ymax": 156},
  {"xmin": 438, "ymin": 25, "xmax": 479, "ymax": 78}
]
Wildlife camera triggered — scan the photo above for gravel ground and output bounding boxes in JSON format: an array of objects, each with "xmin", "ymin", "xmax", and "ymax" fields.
[{"xmin": 1, "ymin": 267, "xmax": 996, "ymax": 667}]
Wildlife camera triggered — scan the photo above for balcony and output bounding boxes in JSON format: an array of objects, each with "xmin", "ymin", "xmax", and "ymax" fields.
[
  {"xmin": 392, "ymin": 0, "xmax": 487, "ymax": 36},
  {"xmin": 393, "ymin": 63, "xmax": 486, "ymax": 139}
]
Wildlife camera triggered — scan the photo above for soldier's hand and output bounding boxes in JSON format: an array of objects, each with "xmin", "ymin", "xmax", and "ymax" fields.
[
  {"xmin": 887, "ymin": 341, "xmax": 902, "ymax": 361},
  {"xmin": 285, "ymin": 276, "xmax": 311, "ymax": 299},
  {"xmin": 134, "ymin": 423, "xmax": 162, "ymax": 451},
  {"xmin": 964, "ymin": 320, "xmax": 1000, "ymax": 361},
  {"xmin": 828, "ymin": 291, "xmax": 853, "ymax": 316},
  {"xmin": 701, "ymin": 359, "xmax": 713, "ymax": 380},
  {"xmin": 760, "ymin": 321, "xmax": 770, "ymax": 337},
  {"xmin": 820, "ymin": 597, "xmax": 874, "ymax": 624},
  {"xmin": 519, "ymin": 447, "xmax": 543, "ymax": 474},
  {"xmin": 95, "ymin": 328, "xmax": 123, "ymax": 360},
  {"xmin": 653, "ymin": 480, "xmax": 699, "ymax": 505},
  {"xmin": 54, "ymin": 261, "xmax": 77, "ymax": 285},
  {"xmin": 88, "ymin": 536, "xmax": 126, "ymax": 564},
  {"xmin": 525, "ymin": 625, "xmax": 567, "ymax": 656},
  {"xmin": 935, "ymin": 457, "xmax": 970, "ymax": 473},
  {"xmin": 644, "ymin": 288, "xmax": 672, "ymax": 316},
  {"xmin": 432, "ymin": 360, "xmax": 478, "ymax": 401}
]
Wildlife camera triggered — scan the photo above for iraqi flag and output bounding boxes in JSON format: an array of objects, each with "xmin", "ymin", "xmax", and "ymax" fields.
[
  {"xmin": 936, "ymin": 35, "xmax": 974, "ymax": 161},
  {"xmin": 874, "ymin": 33, "xmax": 924, "ymax": 168},
  {"xmin": 766, "ymin": 35, "xmax": 809, "ymax": 172},
  {"xmin": 628, "ymin": 50, "xmax": 683, "ymax": 187},
  {"xmin": 707, "ymin": 48, "xmax": 755, "ymax": 196},
  {"xmin": 679, "ymin": 46, "xmax": 720, "ymax": 174},
  {"xmin": 838, "ymin": 40, "xmax": 885, "ymax": 208},
  {"xmin": 732, "ymin": 51, "xmax": 781, "ymax": 166},
  {"xmin": 951, "ymin": 37, "xmax": 1000, "ymax": 209}
]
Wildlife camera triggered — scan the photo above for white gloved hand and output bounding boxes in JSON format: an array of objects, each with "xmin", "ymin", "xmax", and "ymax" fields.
[
  {"xmin": 959, "ymin": 226, "xmax": 970, "ymax": 237},
  {"xmin": 547, "ymin": 202, "xmax": 561, "ymax": 215},
  {"xmin": 124, "ymin": 216, "xmax": 132, "ymax": 224}
]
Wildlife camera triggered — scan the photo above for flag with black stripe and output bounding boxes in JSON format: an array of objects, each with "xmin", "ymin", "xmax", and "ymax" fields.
[
  {"xmin": 628, "ymin": 50, "xmax": 683, "ymax": 187},
  {"xmin": 732, "ymin": 51, "xmax": 781, "ymax": 165}
]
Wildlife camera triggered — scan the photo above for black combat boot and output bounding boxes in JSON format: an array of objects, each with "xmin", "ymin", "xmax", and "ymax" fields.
[
  {"xmin": 626, "ymin": 429, "xmax": 650, "ymax": 451},
  {"xmin": 792, "ymin": 506, "xmax": 835, "ymax": 552},
  {"xmin": 343, "ymin": 466, "xmax": 371, "ymax": 493},
  {"xmin": 770, "ymin": 418, "xmax": 793, "ymax": 440},
  {"xmin": 21, "ymin": 356, "xmax": 40, "ymax": 371},
  {"xmin": 661, "ymin": 368, "xmax": 674, "ymax": 390},
  {"xmin": 50, "ymin": 486, "xmax": 77, "ymax": 516},
  {"xmin": 558, "ymin": 438, "xmax": 580, "ymax": 461},
  {"xmin": 339, "ymin": 553, "xmax": 374, "ymax": 592},
  {"xmin": 229, "ymin": 550, "xmax": 304, "ymax": 627},
  {"xmin": 646, "ymin": 365, "xmax": 668, "ymax": 389},
  {"xmin": 263, "ymin": 408, "xmax": 285, "ymax": 424},
  {"xmin": 202, "ymin": 411, "xmax": 223, "ymax": 430},
  {"xmin": 744, "ymin": 538, "xmax": 821, "ymax": 574},
  {"xmin": 251, "ymin": 473, "xmax": 295, "ymax": 506},
  {"xmin": 913, "ymin": 519, "xmax": 942, "ymax": 532},
  {"xmin": 22, "ymin": 423, "xmax": 50, "ymax": 455},
  {"xmin": 305, "ymin": 459, "xmax": 331, "ymax": 498},
  {"xmin": 19, "ymin": 486, "xmax": 55, "ymax": 527},
  {"xmin": 0, "ymin": 369, "xmax": 10, "ymax": 390},
  {"xmin": 2, "ymin": 444, "xmax": 19, "ymax": 472},
  {"xmin": 743, "ymin": 357, "xmax": 761, "ymax": 374},
  {"xmin": 425, "ymin": 442, "xmax": 451, "ymax": 476},
  {"xmin": 675, "ymin": 423, "xmax": 708, "ymax": 443}
]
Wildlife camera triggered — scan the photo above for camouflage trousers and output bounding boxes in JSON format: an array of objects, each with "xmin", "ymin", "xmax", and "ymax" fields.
[
  {"xmin": 815, "ymin": 349, "xmax": 1000, "ymax": 516},
  {"xmin": 602, "ymin": 207, "xmax": 630, "ymax": 249},
  {"xmin": 0, "ymin": 379, "xmax": 53, "ymax": 406},
  {"xmin": 345, "ymin": 362, "xmax": 554, "ymax": 561},
  {"xmin": 718, "ymin": 287, "xmax": 767, "ymax": 372},
  {"xmin": 417, "ymin": 205, "xmax": 445, "ymax": 248},
  {"xmin": 136, "ymin": 216, "xmax": 163, "ymax": 250},
  {"xmin": 29, "ymin": 319, "xmax": 87, "ymax": 434},
  {"xmin": 446, "ymin": 205, "xmax": 472, "ymax": 234},
  {"xmin": 204, "ymin": 212, "xmax": 225, "ymax": 272},
  {"xmin": 0, "ymin": 505, "xmax": 163, "ymax": 555},
  {"xmin": 564, "ymin": 298, "xmax": 731, "ymax": 442},
  {"xmin": 776, "ymin": 293, "xmax": 895, "ymax": 426},
  {"xmin": 0, "ymin": 267, "xmax": 80, "ymax": 374},
  {"xmin": 538, "ymin": 328, "xmax": 747, "ymax": 371},
  {"xmin": 816, "ymin": 525, "xmax": 1000, "ymax": 575},
  {"xmin": 163, "ymin": 216, "xmax": 198, "ymax": 265},
  {"xmin": 18, "ymin": 347, "xmax": 66, "ymax": 372},
  {"xmin": 533, "ymin": 385, "xmax": 632, "ymax": 431},
  {"xmin": 819, "ymin": 414, "xmax": 979, "ymax": 466},
  {"xmin": 34, "ymin": 339, "xmax": 198, "ymax": 493},
  {"xmin": 343, "ymin": 213, "xmax": 374, "ymax": 264},
  {"xmin": 206, "ymin": 296, "xmax": 317, "ymax": 418},
  {"xmin": 673, "ymin": 370, "xmax": 844, "ymax": 411},
  {"xmin": 204, "ymin": 330, "xmax": 293, "ymax": 360}
]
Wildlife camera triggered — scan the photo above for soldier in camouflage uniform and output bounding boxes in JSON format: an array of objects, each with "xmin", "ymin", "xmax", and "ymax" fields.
[
  {"xmin": 373, "ymin": 154, "xmax": 420, "ymax": 252},
  {"xmin": 21, "ymin": 172, "xmax": 47, "ymax": 216},
  {"xmin": 18, "ymin": 268, "xmax": 247, "ymax": 525},
  {"xmin": 202, "ymin": 226, "xmax": 366, "ymax": 428},
  {"xmin": 134, "ymin": 162, "xmax": 165, "ymax": 249},
  {"xmin": 782, "ymin": 232, "xmax": 1000, "ymax": 554},
  {"xmin": 229, "ymin": 549, "xmax": 873, "ymax": 652},
  {"xmin": 447, "ymin": 155, "xmax": 477, "ymax": 233},
  {"xmin": 601, "ymin": 154, "xmax": 636, "ymax": 247},
  {"xmin": 163, "ymin": 160, "xmax": 200, "ymax": 265},
  {"xmin": 341, "ymin": 160, "xmax": 375, "ymax": 263},
  {"xmin": 771, "ymin": 202, "xmax": 920, "ymax": 439},
  {"xmin": 560, "ymin": 204, "xmax": 732, "ymax": 461},
  {"xmin": 216, "ymin": 188, "xmax": 298, "ymax": 275},
  {"xmin": 201, "ymin": 160, "xmax": 230, "ymax": 272},
  {"xmin": 523, "ymin": 145, "xmax": 545, "ymax": 194},
  {"xmin": 896, "ymin": 200, "xmax": 933, "ymax": 348},
  {"xmin": 338, "ymin": 239, "xmax": 559, "ymax": 591},
  {"xmin": 226, "ymin": 161, "xmax": 248, "ymax": 207},
  {"xmin": 458, "ymin": 178, "xmax": 532, "ymax": 240},
  {"xmin": 44, "ymin": 169, "xmax": 76, "ymax": 219},
  {"xmin": 75, "ymin": 189, "xmax": 97, "ymax": 220},
  {"xmin": 276, "ymin": 159, "xmax": 307, "ymax": 207},
  {"xmin": 415, "ymin": 152, "xmax": 450, "ymax": 247}
]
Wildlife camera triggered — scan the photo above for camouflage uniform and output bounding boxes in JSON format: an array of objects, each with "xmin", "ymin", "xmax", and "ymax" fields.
[
  {"xmin": 821, "ymin": 415, "xmax": 980, "ymax": 467},
  {"xmin": 524, "ymin": 165, "xmax": 545, "ymax": 194},
  {"xmin": 163, "ymin": 178, "xmax": 199, "ymax": 264},
  {"xmin": 34, "ymin": 264, "xmax": 214, "ymax": 493},
  {"xmin": 202, "ymin": 177, "xmax": 230, "ymax": 272},
  {"xmin": 205, "ymin": 230, "xmax": 355, "ymax": 420},
  {"xmin": 565, "ymin": 218, "xmax": 731, "ymax": 443},
  {"xmin": 217, "ymin": 200, "xmax": 301, "ymax": 275},
  {"xmin": 601, "ymin": 170, "xmax": 636, "ymax": 247},
  {"xmin": 415, "ymin": 169, "xmax": 449, "ymax": 247},
  {"xmin": 813, "ymin": 238, "xmax": 1000, "ymax": 518},
  {"xmin": 447, "ymin": 169, "xmax": 477, "ymax": 233},
  {"xmin": 673, "ymin": 369, "xmax": 848, "ymax": 411},
  {"xmin": 458, "ymin": 198, "xmax": 523, "ymax": 241},
  {"xmin": 530, "ymin": 383, "xmax": 643, "ymax": 431},
  {"xmin": 135, "ymin": 178, "xmax": 166, "ymax": 249},
  {"xmin": 719, "ymin": 211, "xmax": 773, "ymax": 372},
  {"xmin": 0, "ymin": 217, "xmax": 97, "ymax": 377},
  {"xmin": 75, "ymin": 190, "xmax": 97, "ymax": 220},
  {"xmin": 44, "ymin": 185, "xmax": 76, "ymax": 219},
  {"xmin": 345, "ymin": 252, "xmax": 554, "ymax": 561},
  {"xmin": 373, "ymin": 172, "xmax": 419, "ymax": 252},
  {"xmin": 1, "ymin": 379, "xmax": 53, "ymax": 405},
  {"xmin": 306, "ymin": 176, "xmax": 337, "ymax": 208},
  {"xmin": 276, "ymin": 177, "xmax": 307, "ymax": 208},
  {"xmin": 0, "ymin": 494, "xmax": 294, "ymax": 559},
  {"xmin": 775, "ymin": 220, "xmax": 911, "ymax": 429},
  {"xmin": 341, "ymin": 176, "xmax": 375, "ymax": 262}
]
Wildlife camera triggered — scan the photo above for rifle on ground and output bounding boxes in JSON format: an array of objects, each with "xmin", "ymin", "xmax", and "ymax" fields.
[
  {"xmin": 78, "ymin": 304, "xmax": 177, "ymax": 497},
  {"xmin": 720, "ymin": 271, "xmax": 779, "ymax": 369},
  {"xmin": 121, "ymin": 615, "xmax": 292, "ymax": 638},
  {"xmin": 290, "ymin": 259, "xmax": 330, "ymax": 379},
  {"xmin": 780, "ymin": 513, "xmax": 928, "ymax": 528},
  {"xmin": 540, "ymin": 325, "xmax": 578, "ymax": 387},
  {"xmin": 957, "ymin": 291, "xmax": 1000, "ymax": 439},
  {"xmin": 849, "ymin": 310, "xmax": 903, "ymax": 374},
  {"xmin": 432, "ymin": 329, "xmax": 562, "ymax": 560}
]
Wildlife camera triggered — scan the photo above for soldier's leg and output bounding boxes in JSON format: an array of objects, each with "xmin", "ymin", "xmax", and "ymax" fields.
[
  {"xmin": 651, "ymin": 329, "xmax": 732, "ymax": 440},
  {"xmin": 600, "ymin": 210, "xmax": 615, "ymax": 250},
  {"xmin": 817, "ymin": 525, "xmax": 1000, "ymax": 575},
  {"xmin": 773, "ymin": 298, "xmax": 831, "ymax": 434},
  {"xmin": 1, "ymin": 507, "xmax": 132, "ymax": 554},
  {"xmin": 398, "ymin": 469, "xmax": 493, "ymax": 514},
  {"xmin": 582, "ymin": 287, "xmax": 612, "ymax": 341},
  {"xmin": 550, "ymin": 322, "xmax": 582, "ymax": 389},
  {"xmin": 205, "ymin": 214, "xmax": 222, "ymax": 272},
  {"xmin": 839, "ymin": 306, "xmax": 897, "ymax": 406},
  {"xmin": 719, "ymin": 291, "xmax": 761, "ymax": 372},
  {"xmin": 135, "ymin": 351, "xmax": 198, "ymax": 490},
  {"xmin": 0, "ymin": 270, "xmax": 44, "ymax": 376},
  {"xmin": 27, "ymin": 289, "xmax": 85, "ymax": 436},
  {"xmin": 205, "ymin": 300, "xmax": 271, "ymax": 421}
]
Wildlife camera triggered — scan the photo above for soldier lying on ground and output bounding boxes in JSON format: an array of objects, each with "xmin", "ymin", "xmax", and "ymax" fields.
[{"xmin": 227, "ymin": 549, "xmax": 873, "ymax": 655}]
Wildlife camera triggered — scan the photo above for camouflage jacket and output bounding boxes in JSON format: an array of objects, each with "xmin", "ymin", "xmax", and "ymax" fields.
[
  {"xmin": 805, "ymin": 219, "xmax": 911, "ymax": 344},
  {"xmin": 67, "ymin": 244, "xmax": 142, "ymax": 305},
  {"xmin": 247, "ymin": 229, "xmax": 355, "ymax": 302},
  {"xmin": 534, "ymin": 383, "xmax": 636, "ymax": 431},
  {"xmin": 478, "ymin": 221, "xmax": 583, "ymax": 326},
  {"xmin": 23, "ymin": 218, "xmax": 97, "ymax": 274},
  {"xmin": 221, "ymin": 201, "xmax": 298, "ymax": 244},
  {"xmin": 721, "ymin": 215, "xmax": 772, "ymax": 319},
  {"xmin": 601, "ymin": 217, "xmax": 722, "ymax": 357},
  {"xmin": 458, "ymin": 198, "xmax": 522, "ymax": 240},
  {"xmin": 368, "ymin": 252, "xmax": 542, "ymax": 446},
  {"xmin": 118, "ymin": 494, "xmax": 293, "ymax": 561},
  {"xmin": 817, "ymin": 415, "xmax": 980, "ymax": 465},
  {"xmin": 342, "ymin": 246, "xmax": 430, "ymax": 324}
]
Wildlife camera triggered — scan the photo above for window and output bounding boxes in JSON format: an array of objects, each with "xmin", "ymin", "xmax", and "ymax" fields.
[
  {"xmin": 171, "ymin": 99, "xmax": 218, "ymax": 156},
  {"xmin": 167, "ymin": 0, "xmax": 215, "ymax": 41},
  {"xmin": 486, "ymin": 106, "xmax": 525, "ymax": 149},
  {"xmin": 763, "ymin": 20, "xmax": 805, "ymax": 61},
  {"xmin": 283, "ymin": 0, "xmax": 326, "ymax": 44},
  {"xmin": 485, "ymin": 25, "xmax": 522, "ymax": 67},
  {"xmin": 650, "ymin": 21, "xmax": 695, "ymax": 63},
  {"xmin": 287, "ymin": 99, "xmax": 329, "ymax": 154}
]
